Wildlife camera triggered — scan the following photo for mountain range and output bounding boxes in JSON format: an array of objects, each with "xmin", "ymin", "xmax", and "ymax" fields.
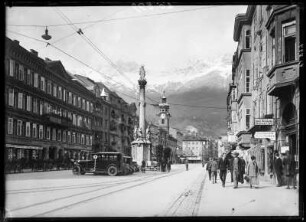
[{"xmin": 112, "ymin": 69, "xmax": 230, "ymax": 139}]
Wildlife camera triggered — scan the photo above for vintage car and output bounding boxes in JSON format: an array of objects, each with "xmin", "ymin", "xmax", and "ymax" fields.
[{"xmin": 72, "ymin": 152, "xmax": 133, "ymax": 176}]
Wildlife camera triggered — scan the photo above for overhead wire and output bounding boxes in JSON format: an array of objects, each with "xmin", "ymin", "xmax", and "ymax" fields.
[
  {"xmin": 6, "ymin": 29, "xmax": 136, "ymax": 99},
  {"xmin": 51, "ymin": 7, "xmax": 128, "ymax": 45},
  {"xmin": 53, "ymin": 8, "xmax": 160, "ymax": 103},
  {"xmin": 6, "ymin": 31, "xmax": 225, "ymax": 110},
  {"xmin": 54, "ymin": 7, "xmax": 135, "ymax": 87},
  {"xmin": 7, "ymin": 6, "xmax": 218, "ymax": 28},
  {"xmin": 6, "ymin": 29, "xmax": 160, "ymax": 104}
]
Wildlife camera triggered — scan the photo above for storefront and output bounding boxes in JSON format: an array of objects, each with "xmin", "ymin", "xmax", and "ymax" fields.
[
  {"xmin": 6, "ymin": 144, "xmax": 43, "ymax": 161},
  {"xmin": 248, "ymin": 118, "xmax": 275, "ymax": 177}
]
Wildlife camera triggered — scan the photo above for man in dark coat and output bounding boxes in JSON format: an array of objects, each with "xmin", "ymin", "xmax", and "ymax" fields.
[
  {"xmin": 206, "ymin": 157, "xmax": 212, "ymax": 181},
  {"xmin": 283, "ymin": 151, "xmax": 297, "ymax": 189},
  {"xmin": 239, "ymin": 157, "xmax": 246, "ymax": 184},
  {"xmin": 274, "ymin": 152, "xmax": 283, "ymax": 186},
  {"xmin": 229, "ymin": 157, "xmax": 234, "ymax": 183},
  {"xmin": 218, "ymin": 153, "xmax": 229, "ymax": 187},
  {"xmin": 232, "ymin": 152, "xmax": 240, "ymax": 189},
  {"xmin": 185, "ymin": 158, "xmax": 189, "ymax": 171}
]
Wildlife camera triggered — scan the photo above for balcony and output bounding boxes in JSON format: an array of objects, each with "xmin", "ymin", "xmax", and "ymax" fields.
[
  {"xmin": 267, "ymin": 61, "xmax": 299, "ymax": 96},
  {"xmin": 42, "ymin": 113, "xmax": 72, "ymax": 128}
]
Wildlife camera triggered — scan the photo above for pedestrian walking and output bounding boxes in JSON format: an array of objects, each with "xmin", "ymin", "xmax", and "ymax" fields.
[
  {"xmin": 273, "ymin": 152, "xmax": 283, "ymax": 187},
  {"xmin": 283, "ymin": 151, "xmax": 297, "ymax": 189},
  {"xmin": 206, "ymin": 157, "xmax": 212, "ymax": 181},
  {"xmin": 166, "ymin": 159, "xmax": 171, "ymax": 173},
  {"xmin": 239, "ymin": 157, "xmax": 246, "ymax": 184},
  {"xmin": 246, "ymin": 155, "xmax": 259, "ymax": 188},
  {"xmin": 185, "ymin": 158, "xmax": 189, "ymax": 171},
  {"xmin": 210, "ymin": 158, "xmax": 218, "ymax": 184},
  {"xmin": 229, "ymin": 157, "xmax": 234, "ymax": 183},
  {"xmin": 141, "ymin": 160, "xmax": 146, "ymax": 173},
  {"xmin": 218, "ymin": 152, "xmax": 229, "ymax": 188},
  {"xmin": 232, "ymin": 152, "xmax": 240, "ymax": 189}
]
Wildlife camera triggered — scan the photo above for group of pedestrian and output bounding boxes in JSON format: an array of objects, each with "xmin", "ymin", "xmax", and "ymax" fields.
[
  {"xmin": 205, "ymin": 152, "xmax": 260, "ymax": 189},
  {"xmin": 273, "ymin": 151, "xmax": 297, "ymax": 189}
]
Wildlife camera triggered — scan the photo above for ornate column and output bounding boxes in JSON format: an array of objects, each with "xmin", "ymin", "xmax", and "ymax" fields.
[
  {"xmin": 138, "ymin": 66, "xmax": 147, "ymax": 139},
  {"xmin": 131, "ymin": 66, "xmax": 151, "ymax": 165}
]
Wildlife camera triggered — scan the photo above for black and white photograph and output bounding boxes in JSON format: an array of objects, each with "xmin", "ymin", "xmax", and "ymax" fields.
[{"xmin": 3, "ymin": 3, "xmax": 303, "ymax": 219}]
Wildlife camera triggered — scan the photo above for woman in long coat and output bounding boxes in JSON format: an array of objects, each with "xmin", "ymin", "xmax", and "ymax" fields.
[{"xmin": 247, "ymin": 155, "xmax": 259, "ymax": 188}]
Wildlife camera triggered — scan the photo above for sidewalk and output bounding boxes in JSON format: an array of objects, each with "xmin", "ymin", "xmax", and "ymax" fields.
[{"xmin": 197, "ymin": 170, "xmax": 299, "ymax": 216}]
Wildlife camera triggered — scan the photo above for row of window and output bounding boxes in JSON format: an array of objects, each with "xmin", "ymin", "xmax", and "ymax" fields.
[
  {"xmin": 7, "ymin": 118, "xmax": 93, "ymax": 145},
  {"xmin": 7, "ymin": 87, "xmax": 92, "ymax": 129},
  {"xmin": 238, "ymin": 108, "xmax": 251, "ymax": 130},
  {"xmin": 8, "ymin": 59, "xmax": 93, "ymax": 113},
  {"xmin": 185, "ymin": 141, "xmax": 204, "ymax": 145},
  {"xmin": 242, "ymin": 17, "xmax": 296, "ymax": 65}
]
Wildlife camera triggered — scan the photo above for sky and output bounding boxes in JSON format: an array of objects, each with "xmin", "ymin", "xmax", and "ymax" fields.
[{"xmin": 6, "ymin": 5, "xmax": 248, "ymax": 92}]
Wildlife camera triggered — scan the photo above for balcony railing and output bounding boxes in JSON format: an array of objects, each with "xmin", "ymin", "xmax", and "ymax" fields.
[{"xmin": 42, "ymin": 113, "xmax": 72, "ymax": 127}]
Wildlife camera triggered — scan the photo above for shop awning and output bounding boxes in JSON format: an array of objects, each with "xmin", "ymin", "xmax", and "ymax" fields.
[{"xmin": 6, "ymin": 144, "xmax": 43, "ymax": 150}]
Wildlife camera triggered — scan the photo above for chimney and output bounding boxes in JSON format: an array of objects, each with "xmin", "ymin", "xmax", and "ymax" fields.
[
  {"xmin": 30, "ymin": 49, "xmax": 38, "ymax": 56},
  {"xmin": 13, "ymin": 40, "xmax": 20, "ymax": 45},
  {"xmin": 45, "ymin": 57, "xmax": 51, "ymax": 62}
]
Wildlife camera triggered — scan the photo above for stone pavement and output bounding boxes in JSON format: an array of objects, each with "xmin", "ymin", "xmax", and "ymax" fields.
[{"xmin": 197, "ymin": 169, "xmax": 300, "ymax": 217}]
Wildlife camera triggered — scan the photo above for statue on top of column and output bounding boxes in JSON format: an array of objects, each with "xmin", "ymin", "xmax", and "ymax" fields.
[{"xmin": 139, "ymin": 66, "xmax": 146, "ymax": 80}]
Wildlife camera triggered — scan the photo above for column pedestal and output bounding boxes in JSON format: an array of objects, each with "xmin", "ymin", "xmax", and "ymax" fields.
[{"xmin": 131, "ymin": 139, "xmax": 151, "ymax": 166}]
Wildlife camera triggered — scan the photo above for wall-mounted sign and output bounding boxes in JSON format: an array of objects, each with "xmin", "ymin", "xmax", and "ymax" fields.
[
  {"xmin": 281, "ymin": 146, "xmax": 289, "ymax": 153},
  {"xmin": 254, "ymin": 131, "xmax": 275, "ymax": 140},
  {"xmin": 255, "ymin": 118, "xmax": 274, "ymax": 125}
]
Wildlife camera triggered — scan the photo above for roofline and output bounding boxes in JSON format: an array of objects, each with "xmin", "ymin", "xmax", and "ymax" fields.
[{"xmin": 233, "ymin": 6, "xmax": 255, "ymax": 41}]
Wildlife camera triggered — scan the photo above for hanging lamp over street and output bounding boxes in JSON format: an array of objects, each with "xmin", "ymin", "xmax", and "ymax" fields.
[{"xmin": 41, "ymin": 26, "xmax": 52, "ymax": 40}]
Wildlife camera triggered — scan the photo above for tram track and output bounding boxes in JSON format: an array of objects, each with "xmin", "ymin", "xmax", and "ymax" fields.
[
  {"xmin": 8, "ymin": 170, "xmax": 185, "ymax": 217},
  {"xmin": 163, "ymin": 166, "xmax": 207, "ymax": 217},
  {"xmin": 7, "ymin": 174, "xmax": 154, "ymax": 194}
]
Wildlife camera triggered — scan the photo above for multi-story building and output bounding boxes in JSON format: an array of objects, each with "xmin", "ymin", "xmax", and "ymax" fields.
[
  {"xmin": 167, "ymin": 135, "xmax": 177, "ymax": 163},
  {"xmin": 5, "ymin": 37, "xmax": 94, "ymax": 162},
  {"xmin": 229, "ymin": 5, "xmax": 300, "ymax": 178},
  {"xmin": 182, "ymin": 135, "xmax": 207, "ymax": 163},
  {"xmin": 108, "ymin": 91, "xmax": 137, "ymax": 155},
  {"xmin": 149, "ymin": 123, "xmax": 167, "ymax": 160},
  {"xmin": 169, "ymin": 127, "xmax": 183, "ymax": 162},
  {"xmin": 232, "ymin": 6, "xmax": 254, "ymax": 151},
  {"xmin": 70, "ymin": 75, "xmax": 111, "ymax": 153},
  {"xmin": 73, "ymin": 75, "xmax": 137, "ymax": 156},
  {"xmin": 5, "ymin": 37, "xmax": 138, "ymax": 167}
]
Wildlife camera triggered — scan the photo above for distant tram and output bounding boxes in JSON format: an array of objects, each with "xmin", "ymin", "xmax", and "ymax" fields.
[{"xmin": 72, "ymin": 152, "xmax": 134, "ymax": 176}]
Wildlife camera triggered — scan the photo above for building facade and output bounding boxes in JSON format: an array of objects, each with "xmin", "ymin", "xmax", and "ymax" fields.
[
  {"xmin": 5, "ymin": 37, "xmax": 138, "ymax": 166},
  {"xmin": 182, "ymin": 135, "xmax": 207, "ymax": 163},
  {"xmin": 169, "ymin": 127, "xmax": 183, "ymax": 162},
  {"xmin": 72, "ymin": 75, "xmax": 137, "ymax": 156},
  {"xmin": 5, "ymin": 38, "xmax": 94, "ymax": 163},
  {"xmin": 228, "ymin": 5, "xmax": 301, "ymax": 178}
]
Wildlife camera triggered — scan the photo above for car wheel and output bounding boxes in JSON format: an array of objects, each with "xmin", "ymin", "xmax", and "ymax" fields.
[
  {"xmin": 72, "ymin": 166, "xmax": 81, "ymax": 175},
  {"xmin": 107, "ymin": 165, "xmax": 118, "ymax": 176}
]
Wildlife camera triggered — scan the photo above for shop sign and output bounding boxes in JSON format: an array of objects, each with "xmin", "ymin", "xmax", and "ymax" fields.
[
  {"xmin": 281, "ymin": 146, "xmax": 289, "ymax": 153},
  {"xmin": 250, "ymin": 137, "xmax": 260, "ymax": 144},
  {"xmin": 255, "ymin": 118, "xmax": 274, "ymax": 125},
  {"xmin": 254, "ymin": 131, "xmax": 275, "ymax": 140}
]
